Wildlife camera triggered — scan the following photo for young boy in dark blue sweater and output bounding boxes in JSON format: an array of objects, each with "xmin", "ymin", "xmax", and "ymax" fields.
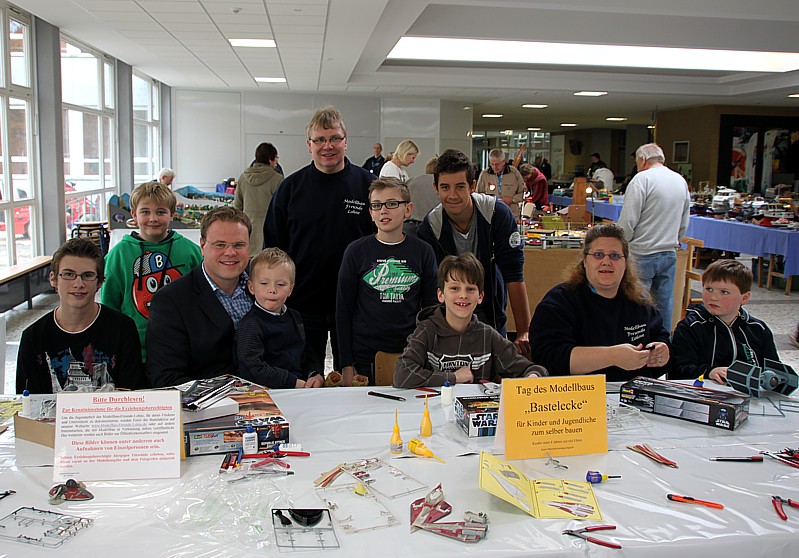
[
  {"xmin": 336, "ymin": 178, "xmax": 438, "ymax": 385},
  {"xmin": 237, "ymin": 248, "xmax": 324, "ymax": 389}
]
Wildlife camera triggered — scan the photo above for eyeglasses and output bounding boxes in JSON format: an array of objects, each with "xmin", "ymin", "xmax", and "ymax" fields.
[
  {"xmin": 587, "ymin": 251, "xmax": 625, "ymax": 261},
  {"xmin": 209, "ymin": 242, "xmax": 248, "ymax": 251},
  {"xmin": 369, "ymin": 200, "xmax": 409, "ymax": 211},
  {"xmin": 309, "ymin": 135, "xmax": 345, "ymax": 145},
  {"xmin": 58, "ymin": 271, "xmax": 99, "ymax": 282}
]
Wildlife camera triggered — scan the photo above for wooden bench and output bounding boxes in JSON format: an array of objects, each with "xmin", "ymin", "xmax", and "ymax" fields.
[{"xmin": 0, "ymin": 255, "xmax": 53, "ymax": 311}]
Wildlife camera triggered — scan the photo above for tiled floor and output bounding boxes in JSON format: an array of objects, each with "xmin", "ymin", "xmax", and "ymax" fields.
[{"xmin": 3, "ymin": 257, "xmax": 798, "ymax": 394}]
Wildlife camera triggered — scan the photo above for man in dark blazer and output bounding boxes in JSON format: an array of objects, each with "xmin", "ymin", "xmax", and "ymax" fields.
[{"xmin": 146, "ymin": 206, "xmax": 253, "ymax": 388}]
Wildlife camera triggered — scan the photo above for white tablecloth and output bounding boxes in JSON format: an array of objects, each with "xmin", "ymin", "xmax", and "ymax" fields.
[{"xmin": 2, "ymin": 384, "xmax": 798, "ymax": 557}]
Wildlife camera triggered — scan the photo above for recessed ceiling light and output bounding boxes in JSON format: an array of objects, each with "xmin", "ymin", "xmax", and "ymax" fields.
[
  {"xmin": 387, "ymin": 37, "xmax": 799, "ymax": 72},
  {"xmin": 606, "ymin": 117, "xmax": 628, "ymax": 121},
  {"xmin": 255, "ymin": 77, "xmax": 286, "ymax": 83},
  {"xmin": 527, "ymin": 127, "xmax": 541, "ymax": 131},
  {"xmin": 472, "ymin": 133, "xmax": 484, "ymax": 138},
  {"xmin": 522, "ymin": 104, "xmax": 548, "ymax": 109},
  {"xmin": 789, "ymin": 93, "xmax": 799, "ymax": 98},
  {"xmin": 463, "ymin": 106, "xmax": 472, "ymax": 110},
  {"xmin": 574, "ymin": 91, "xmax": 607, "ymax": 97},
  {"xmin": 561, "ymin": 123, "xmax": 578, "ymax": 127},
  {"xmin": 647, "ymin": 125, "xmax": 656, "ymax": 129},
  {"xmin": 229, "ymin": 38, "xmax": 276, "ymax": 48},
  {"xmin": 482, "ymin": 113, "xmax": 503, "ymax": 118}
]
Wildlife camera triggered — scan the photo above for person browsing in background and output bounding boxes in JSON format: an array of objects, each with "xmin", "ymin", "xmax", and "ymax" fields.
[
  {"xmin": 671, "ymin": 259, "xmax": 780, "ymax": 383},
  {"xmin": 233, "ymin": 142, "xmax": 283, "ymax": 257},
  {"xmin": 380, "ymin": 139, "xmax": 419, "ymax": 182},
  {"xmin": 529, "ymin": 224, "xmax": 671, "ymax": 382},
  {"xmin": 519, "ymin": 163, "xmax": 549, "ymax": 209},
  {"xmin": 336, "ymin": 178, "xmax": 438, "ymax": 386},
  {"xmin": 393, "ymin": 253, "xmax": 546, "ymax": 388},
  {"xmin": 237, "ymin": 248, "xmax": 324, "ymax": 389},
  {"xmin": 146, "ymin": 206, "xmax": 253, "ymax": 387},
  {"xmin": 404, "ymin": 156, "xmax": 441, "ymax": 237},
  {"xmin": 263, "ymin": 106, "xmax": 376, "ymax": 374},
  {"xmin": 157, "ymin": 167, "xmax": 175, "ymax": 188},
  {"xmin": 417, "ymin": 149, "xmax": 532, "ymax": 356},
  {"xmin": 101, "ymin": 182, "xmax": 202, "ymax": 362},
  {"xmin": 618, "ymin": 143, "xmax": 691, "ymax": 332},
  {"xmin": 476, "ymin": 148, "xmax": 525, "ymax": 221},
  {"xmin": 539, "ymin": 157, "xmax": 552, "ymax": 180},
  {"xmin": 17, "ymin": 238, "xmax": 143, "ymax": 393},
  {"xmin": 363, "ymin": 142, "xmax": 386, "ymax": 175},
  {"xmin": 588, "ymin": 153, "xmax": 607, "ymax": 177}
]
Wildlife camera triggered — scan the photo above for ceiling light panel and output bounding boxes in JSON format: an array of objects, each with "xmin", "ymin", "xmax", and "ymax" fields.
[{"xmin": 388, "ymin": 37, "xmax": 799, "ymax": 73}]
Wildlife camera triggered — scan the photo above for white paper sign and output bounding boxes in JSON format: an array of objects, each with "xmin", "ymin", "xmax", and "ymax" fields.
[{"xmin": 54, "ymin": 390, "xmax": 182, "ymax": 482}]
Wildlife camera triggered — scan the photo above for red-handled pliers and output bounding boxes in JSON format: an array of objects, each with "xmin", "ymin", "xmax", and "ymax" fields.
[
  {"xmin": 772, "ymin": 496, "xmax": 799, "ymax": 520},
  {"xmin": 563, "ymin": 525, "xmax": 622, "ymax": 549}
]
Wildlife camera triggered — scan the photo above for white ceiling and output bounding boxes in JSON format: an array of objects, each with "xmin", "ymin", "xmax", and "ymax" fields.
[{"xmin": 12, "ymin": 0, "xmax": 799, "ymax": 132}]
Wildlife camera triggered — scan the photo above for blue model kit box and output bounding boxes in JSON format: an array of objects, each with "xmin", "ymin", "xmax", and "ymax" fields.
[{"xmin": 455, "ymin": 395, "xmax": 500, "ymax": 437}]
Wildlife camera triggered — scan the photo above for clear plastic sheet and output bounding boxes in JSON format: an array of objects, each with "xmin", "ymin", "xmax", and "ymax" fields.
[{"xmin": 1, "ymin": 382, "xmax": 799, "ymax": 557}]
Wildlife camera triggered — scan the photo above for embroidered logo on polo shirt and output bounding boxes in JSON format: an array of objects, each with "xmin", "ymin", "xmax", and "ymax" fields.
[{"xmin": 362, "ymin": 258, "xmax": 420, "ymax": 303}]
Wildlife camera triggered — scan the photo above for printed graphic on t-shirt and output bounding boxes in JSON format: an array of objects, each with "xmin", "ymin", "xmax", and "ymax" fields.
[
  {"xmin": 624, "ymin": 323, "xmax": 647, "ymax": 344},
  {"xmin": 428, "ymin": 351, "xmax": 491, "ymax": 371},
  {"xmin": 131, "ymin": 250, "xmax": 183, "ymax": 318},
  {"xmin": 362, "ymin": 258, "xmax": 420, "ymax": 303},
  {"xmin": 40, "ymin": 345, "xmax": 115, "ymax": 387},
  {"xmin": 343, "ymin": 198, "xmax": 366, "ymax": 215}
]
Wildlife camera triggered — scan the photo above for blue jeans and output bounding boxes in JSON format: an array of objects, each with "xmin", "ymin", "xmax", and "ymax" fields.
[{"xmin": 634, "ymin": 251, "xmax": 676, "ymax": 333}]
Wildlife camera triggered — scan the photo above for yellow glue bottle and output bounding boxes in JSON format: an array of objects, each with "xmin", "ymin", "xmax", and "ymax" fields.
[
  {"xmin": 420, "ymin": 396, "xmax": 433, "ymax": 437},
  {"xmin": 390, "ymin": 408, "xmax": 403, "ymax": 454}
]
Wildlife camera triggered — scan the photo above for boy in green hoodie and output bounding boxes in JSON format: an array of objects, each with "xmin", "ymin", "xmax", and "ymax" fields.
[{"xmin": 101, "ymin": 182, "xmax": 202, "ymax": 360}]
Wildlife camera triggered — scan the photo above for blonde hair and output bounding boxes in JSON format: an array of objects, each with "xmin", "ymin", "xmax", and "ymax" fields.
[
  {"xmin": 394, "ymin": 140, "xmax": 419, "ymax": 166},
  {"xmin": 131, "ymin": 181, "xmax": 177, "ymax": 213},
  {"xmin": 250, "ymin": 247, "xmax": 296, "ymax": 283}
]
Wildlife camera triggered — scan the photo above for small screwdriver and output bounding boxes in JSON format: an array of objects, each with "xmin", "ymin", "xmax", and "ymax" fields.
[{"xmin": 586, "ymin": 470, "xmax": 622, "ymax": 484}]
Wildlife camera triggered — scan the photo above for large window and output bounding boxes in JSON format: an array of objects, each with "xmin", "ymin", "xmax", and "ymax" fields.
[
  {"xmin": 61, "ymin": 38, "xmax": 116, "ymax": 234},
  {"xmin": 0, "ymin": 7, "xmax": 35, "ymax": 270},
  {"xmin": 133, "ymin": 73, "xmax": 160, "ymax": 184}
]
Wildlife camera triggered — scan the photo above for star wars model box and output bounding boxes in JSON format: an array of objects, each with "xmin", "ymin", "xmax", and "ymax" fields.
[
  {"xmin": 455, "ymin": 395, "xmax": 500, "ymax": 437},
  {"xmin": 183, "ymin": 386, "xmax": 289, "ymax": 456},
  {"xmin": 620, "ymin": 376, "xmax": 749, "ymax": 431}
]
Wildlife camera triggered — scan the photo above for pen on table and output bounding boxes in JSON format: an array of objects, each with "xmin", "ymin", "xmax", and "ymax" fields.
[
  {"xmin": 667, "ymin": 494, "xmax": 724, "ymax": 509},
  {"xmin": 709, "ymin": 456, "xmax": 764, "ymax": 462},
  {"xmin": 416, "ymin": 392, "xmax": 441, "ymax": 398},
  {"xmin": 368, "ymin": 391, "xmax": 406, "ymax": 402}
]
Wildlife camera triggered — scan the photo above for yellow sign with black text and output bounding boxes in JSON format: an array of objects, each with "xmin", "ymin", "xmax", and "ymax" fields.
[{"xmin": 502, "ymin": 376, "xmax": 607, "ymax": 460}]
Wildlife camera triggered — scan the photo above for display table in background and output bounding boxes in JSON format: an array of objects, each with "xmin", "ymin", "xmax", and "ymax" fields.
[{"xmin": 2, "ymin": 385, "xmax": 798, "ymax": 557}]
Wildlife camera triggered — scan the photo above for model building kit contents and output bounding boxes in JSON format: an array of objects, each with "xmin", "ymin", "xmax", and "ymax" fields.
[{"xmin": 620, "ymin": 376, "xmax": 750, "ymax": 431}]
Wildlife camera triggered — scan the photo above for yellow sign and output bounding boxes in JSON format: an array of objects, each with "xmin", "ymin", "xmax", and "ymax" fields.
[
  {"xmin": 478, "ymin": 452, "xmax": 603, "ymax": 520},
  {"xmin": 501, "ymin": 376, "xmax": 607, "ymax": 460}
]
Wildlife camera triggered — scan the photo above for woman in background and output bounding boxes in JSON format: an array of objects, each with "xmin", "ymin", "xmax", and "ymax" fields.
[{"xmin": 380, "ymin": 140, "xmax": 419, "ymax": 182}]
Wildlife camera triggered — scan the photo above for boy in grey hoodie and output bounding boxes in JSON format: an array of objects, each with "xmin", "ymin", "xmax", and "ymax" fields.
[{"xmin": 394, "ymin": 252, "xmax": 546, "ymax": 388}]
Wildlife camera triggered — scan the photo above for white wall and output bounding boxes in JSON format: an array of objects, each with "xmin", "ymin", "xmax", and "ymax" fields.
[{"xmin": 172, "ymin": 91, "xmax": 472, "ymax": 189}]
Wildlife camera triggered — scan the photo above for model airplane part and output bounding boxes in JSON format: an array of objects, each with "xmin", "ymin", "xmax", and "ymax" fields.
[
  {"xmin": 545, "ymin": 500, "xmax": 594, "ymax": 518},
  {"xmin": 410, "ymin": 484, "xmax": 488, "ymax": 543},
  {"xmin": 727, "ymin": 359, "xmax": 798, "ymax": 398}
]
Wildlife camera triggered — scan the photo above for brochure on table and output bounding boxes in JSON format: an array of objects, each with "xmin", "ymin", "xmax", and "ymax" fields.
[
  {"xmin": 496, "ymin": 376, "xmax": 607, "ymax": 460},
  {"xmin": 53, "ymin": 390, "xmax": 182, "ymax": 482}
]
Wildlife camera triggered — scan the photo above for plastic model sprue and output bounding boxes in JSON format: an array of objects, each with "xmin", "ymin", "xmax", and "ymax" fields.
[{"xmin": 410, "ymin": 484, "xmax": 488, "ymax": 543}]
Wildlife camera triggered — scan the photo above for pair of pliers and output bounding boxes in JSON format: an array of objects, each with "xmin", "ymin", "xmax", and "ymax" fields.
[
  {"xmin": 562, "ymin": 525, "xmax": 622, "ymax": 549},
  {"xmin": 772, "ymin": 496, "xmax": 799, "ymax": 520}
]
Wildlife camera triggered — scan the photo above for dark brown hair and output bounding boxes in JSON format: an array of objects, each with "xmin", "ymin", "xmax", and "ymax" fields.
[
  {"xmin": 52, "ymin": 237, "xmax": 105, "ymax": 285},
  {"xmin": 702, "ymin": 259, "xmax": 752, "ymax": 294},
  {"xmin": 438, "ymin": 252, "xmax": 484, "ymax": 292}
]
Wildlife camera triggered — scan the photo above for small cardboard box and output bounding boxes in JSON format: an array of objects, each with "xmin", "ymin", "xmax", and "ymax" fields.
[
  {"xmin": 454, "ymin": 395, "xmax": 500, "ymax": 437},
  {"xmin": 184, "ymin": 389, "xmax": 289, "ymax": 456},
  {"xmin": 13, "ymin": 413, "xmax": 56, "ymax": 448},
  {"xmin": 620, "ymin": 376, "xmax": 749, "ymax": 431}
]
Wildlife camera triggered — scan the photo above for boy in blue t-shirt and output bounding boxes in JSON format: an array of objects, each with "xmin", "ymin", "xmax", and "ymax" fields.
[{"xmin": 336, "ymin": 178, "xmax": 438, "ymax": 385}]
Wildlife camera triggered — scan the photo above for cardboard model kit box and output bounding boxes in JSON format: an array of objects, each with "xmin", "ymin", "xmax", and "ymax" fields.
[
  {"xmin": 620, "ymin": 376, "xmax": 749, "ymax": 431},
  {"xmin": 184, "ymin": 389, "xmax": 289, "ymax": 456},
  {"xmin": 455, "ymin": 395, "xmax": 500, "ymax": 437}
]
